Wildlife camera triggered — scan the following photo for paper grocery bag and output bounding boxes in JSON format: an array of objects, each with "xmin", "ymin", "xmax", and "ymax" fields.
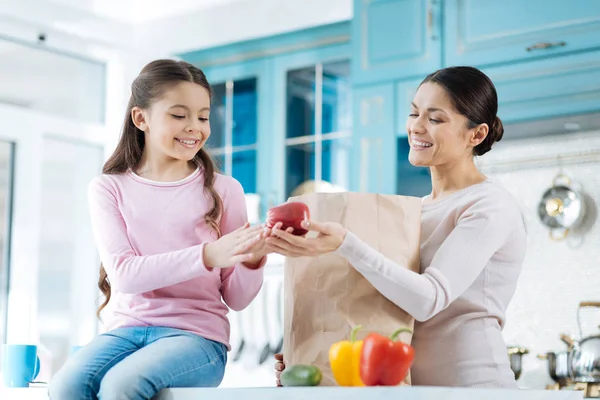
[{"xmin": 282, "ymin": 192, "xmax": 422, "ymax": 386}]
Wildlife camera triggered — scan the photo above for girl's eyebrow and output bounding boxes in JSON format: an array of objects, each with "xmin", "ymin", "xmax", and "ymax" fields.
[{"xmin": 169, "ymin": 104, "xmax": 210, "ymax": 112}]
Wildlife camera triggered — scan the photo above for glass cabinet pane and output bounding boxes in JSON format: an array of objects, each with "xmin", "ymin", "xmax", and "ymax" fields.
[
  {"xmin": 231, "ymin": 150, "xmax": 257, "ymax": 194},
  {"xmin": 322, "ymin": 61, "xmax": 352, "ymax": 134},
  {"xmin": 232, "ymin": 79, "xmax": 257, "ymax": 147},
  {"xmin": 286, "ymin": 142, "xmax": 315, "ymax": 197},
  {"xmin": 396, "ymin": 138, "xmax": 431, "ymax": 197},
  {"xmin": 211, "ymin": 153, "xmax": 225, "ymax": 173},
  {"xmin": 322, "ymin": 138, "xmax": 351, "ymax": 190},
  {"xmin": 207, "ymin": 83, "xmax": 226, "ymax": 149},
  {"xmin": 286, "ymin": 67, "xmax": 316, "ymax": 139}
]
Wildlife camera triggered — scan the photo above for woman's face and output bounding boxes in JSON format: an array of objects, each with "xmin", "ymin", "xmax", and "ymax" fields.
[{"xmin": 406, "ymin": 82, "xmax": 483, "ymax": 167}]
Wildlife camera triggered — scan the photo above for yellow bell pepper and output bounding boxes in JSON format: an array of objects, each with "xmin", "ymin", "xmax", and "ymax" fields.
[{"xmin": 328, "ymin": 325, "xmax": 365, "ymax": 386}]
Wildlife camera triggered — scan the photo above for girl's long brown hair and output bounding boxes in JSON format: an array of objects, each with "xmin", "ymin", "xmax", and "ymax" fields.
[{"xmin": 97, "ymin": 59, "xmax": 222, "ymax": 318}]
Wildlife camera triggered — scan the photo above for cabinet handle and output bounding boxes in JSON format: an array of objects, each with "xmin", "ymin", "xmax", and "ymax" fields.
[
  {"xmin": 526, "ymin": 41, "xmax": 566, "ymax": 52},
  {"xmin": 427, "ymin": 1, "xmax": 437, "ymax": 40}
]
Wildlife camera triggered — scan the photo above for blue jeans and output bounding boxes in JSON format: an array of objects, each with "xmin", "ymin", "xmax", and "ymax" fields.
[{"xmin": 48, "ymin": 326, "xmax": 227, "ymax": 400}]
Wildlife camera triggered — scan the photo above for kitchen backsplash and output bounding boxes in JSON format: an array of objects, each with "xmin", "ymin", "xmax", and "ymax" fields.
[{"xmin": 477, "ymin": 130, "xmax": 600, "ymax": 389}]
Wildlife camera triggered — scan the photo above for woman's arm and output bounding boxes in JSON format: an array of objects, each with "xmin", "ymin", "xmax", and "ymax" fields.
[
  {"xmin": 88, "ymin": 177, "xmax": 214, "ymax": 295},
  {"xmin": 335, "ymin": 197, "xmax": 521, "ymax": 321}
]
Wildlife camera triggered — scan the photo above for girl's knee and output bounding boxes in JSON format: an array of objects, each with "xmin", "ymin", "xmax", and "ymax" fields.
[
  {"xmin": 98, "ymin": 368, "xmax": 161, "ymax": 400},
  {"xmin": 48, "ymin": 367, "xmax": 93, "ymax": 400}
]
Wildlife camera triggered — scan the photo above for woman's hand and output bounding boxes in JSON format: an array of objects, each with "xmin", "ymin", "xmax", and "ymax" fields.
[
  {"xmin": 266, "ymin": 220, "xmax": 347, "ymax": 258},
  {"xmin": 203, "ymin": 223, "xmax": 264, "ymax": 268},
  {"xmin": 274, "ymin": 353, "xmax": 285, "ymax": 387}
]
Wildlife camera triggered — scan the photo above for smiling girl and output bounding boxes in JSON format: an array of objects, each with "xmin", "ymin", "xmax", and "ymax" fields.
[
  {"xmin": 49, "ymin": 59, "xmax": 270, "ymax": 400},
  {"xmin": 271, "ymin": 66, "xmax": 527, "ymax": 388}
]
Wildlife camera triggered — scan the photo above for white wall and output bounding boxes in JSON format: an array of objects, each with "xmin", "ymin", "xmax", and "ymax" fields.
[
  {"xmin": 134, "ymin": 0, "xmax": 352, "ymax": 54},
  {"xmin": 478, "ymin": 131, "xmax": 600, "ymax": 389}
]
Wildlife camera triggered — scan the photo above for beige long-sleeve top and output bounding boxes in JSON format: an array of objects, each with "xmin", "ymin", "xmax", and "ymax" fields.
[{"xmin": 335, "ymin": 179, "xmax": 527, "ymax": 388}]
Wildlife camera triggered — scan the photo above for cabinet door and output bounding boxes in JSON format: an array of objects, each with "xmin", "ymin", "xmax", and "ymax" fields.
[
  {"xmin": 202, "ymin": 60, "xmax": 269, "ymax": 222},
  {"xmin": 350, "ymin": 83, "xmax": 397, "ymax": 194},
  {"xmin": 444, "ymin": 0, "xmax": 600, "ymax": 67},
  {"xmin": 271, "ymin": 44, "xmax": 352, "ymax": 206},
  {"xmin": 352, "ymin": 0, "xmax": 442, "ymax": 85},
  {"xmin": 485, "ymin": 49, "xmax": 600, "ymax": 126}
]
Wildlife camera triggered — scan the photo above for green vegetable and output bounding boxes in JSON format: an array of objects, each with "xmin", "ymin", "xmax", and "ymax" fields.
[{"xmin": 280, "ymin": 364, "xmax": 322, "ymax": 387}]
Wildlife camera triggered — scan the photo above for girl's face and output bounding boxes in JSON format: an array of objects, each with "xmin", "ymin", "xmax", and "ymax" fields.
[
  {"xmin": 132, "ymin": 81, "xmax": 211, "ymax": 162},
  {"xmin": 406, "ymin": 82, "xmax": 486, "ymax": 167}
]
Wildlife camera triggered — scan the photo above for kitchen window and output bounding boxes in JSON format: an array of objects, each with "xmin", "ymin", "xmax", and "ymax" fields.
[{"xmin": 284, "ymin": 60, "xmax": 351, "ymax": 197}]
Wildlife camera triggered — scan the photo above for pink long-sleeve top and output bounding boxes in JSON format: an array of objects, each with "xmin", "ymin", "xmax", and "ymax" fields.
[
  {"xmin": 87, "ymin": 167, "xmax": 264, "ymax": 349},
  {"xmin": 335, "ymin": 179, "xmax": 527, "ymax": 388}
]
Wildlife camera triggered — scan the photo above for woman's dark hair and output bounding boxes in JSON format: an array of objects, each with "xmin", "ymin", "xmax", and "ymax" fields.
[
  {"xmin": 96, "ymin": 59, "xmax": 222, "ymax": 318},
  {"xmin": 420, "ymin": 66, "xmax": 504, "ymax": 156}
]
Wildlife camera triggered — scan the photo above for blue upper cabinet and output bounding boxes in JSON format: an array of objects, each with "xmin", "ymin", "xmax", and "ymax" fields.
[
  {"xmin": 200, "ymin": 59, "xmax": 270, "ymax": 198},
  {"xmin": 349, "ymin": 83, "xmax": 397, "ymax": 194},
  {"xmin": 352, "ymin": 0, "xmax": 442, "ymax": 85},
  {"xmin": 271, "ymin": 44, "xmax": 352, "ymax": 204},
  {"xmin": 486, "ymin": 49, "xmax": 600, "ymax": 127},
  {"xmin": 444, "ymin": 0, "xmax": 600, "ymax": 67}
]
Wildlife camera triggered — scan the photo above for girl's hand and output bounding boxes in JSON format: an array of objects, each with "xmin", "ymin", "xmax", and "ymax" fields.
[
  {"xmin": 266, "ymin": 220, "xmax": 347, "ymax": 258},
  {"xmin": 203, "ymin": 223, "xmax": 263, "ymax": 268},
  {"xmin": 241, "ymin": 225, "xmax": 274, "ymax": 268}
]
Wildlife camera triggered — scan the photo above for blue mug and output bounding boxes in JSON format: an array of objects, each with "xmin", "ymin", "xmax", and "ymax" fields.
[{"xmin": 1, "ymin": 344, "xmax": 41, "ymax": 387}]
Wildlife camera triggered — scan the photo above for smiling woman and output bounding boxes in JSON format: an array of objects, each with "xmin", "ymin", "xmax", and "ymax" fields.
[{"xmin": 270, "ymin": 66, "xmax": 527, "ymax": 389}]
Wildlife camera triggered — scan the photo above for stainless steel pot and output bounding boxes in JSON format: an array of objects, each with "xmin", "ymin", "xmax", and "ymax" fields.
[
  {"xmin": 508, "ymin": 346, "xmax": 529, "ymax": 380},
  {"xmin": 538, "ymin": 350, "xmax": 572, "ymax": 384},
  {"xmin": 537, "ymin": 173, "xmax": 586, "ymax": 241},
  {"xmin": 538, "ymin": 334, "xmax": 575, "ymax": 384},
  {"xmin": 570, "ymin": 302, "xmax": 600, "ymax": 383}
]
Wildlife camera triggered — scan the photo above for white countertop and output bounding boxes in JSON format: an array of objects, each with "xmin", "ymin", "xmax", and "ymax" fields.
[{"xmin": 1, "ymin": 386, "xmax": 585, "ymax": 400}]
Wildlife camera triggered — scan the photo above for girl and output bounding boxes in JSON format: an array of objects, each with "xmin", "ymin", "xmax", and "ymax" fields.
[
  {"xmin": 49, "ymin": 59, "xmax": 270, "ymax": 400},
  {"xmin": 271, "ymin": 66, "xmax": 527, "ymax": 388}
]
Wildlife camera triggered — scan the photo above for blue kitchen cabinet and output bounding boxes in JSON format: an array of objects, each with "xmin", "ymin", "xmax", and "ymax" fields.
[
  {"xmin": 484, "ymin": 49, "xmax": 600, "ymax": 127},
  {"xmin": 200, "ymin": 59, "xmax": 271, "ymax": 201},
  {"xmin": 271, "ymin": 44, "xmax": 352, "ymax": 204},
  {"xmin": 349, "ymin": 83, "xmax": 397, "ymax": 194},
  {"xmin": 182, "ymin": 23, "xmax": 353, "ymax": 216},
  {"xmin": 444, "ymin": 0, "xmax": 600, "ymax": 68},
  {"xmin": 351, "ymin": 75, "xmax": 435, "ymax": 195},
  {"xmin": 352, "ymin": 0, "xmax": 442, "ymax": 85}
]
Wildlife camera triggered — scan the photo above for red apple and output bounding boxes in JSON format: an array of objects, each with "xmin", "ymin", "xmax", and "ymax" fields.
[{"xmin": 266, "ymin": 202, "xmax": 311, "ymax": 236}]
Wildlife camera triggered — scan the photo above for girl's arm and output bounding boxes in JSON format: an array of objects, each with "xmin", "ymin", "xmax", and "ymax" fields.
[{"xmin": 88, "ymin": 176, "xmax": 218, "ymax": 294}]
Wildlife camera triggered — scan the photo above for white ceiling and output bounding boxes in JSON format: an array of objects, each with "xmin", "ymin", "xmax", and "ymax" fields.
[{"xmin": 48, "ymin": 0, "xmax": 247, "ymax": 24}]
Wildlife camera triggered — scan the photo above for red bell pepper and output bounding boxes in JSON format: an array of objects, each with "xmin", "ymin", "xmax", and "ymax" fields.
[{"xmin": 359, "ymin": 328, "xmax": 415, "ymax": 386}]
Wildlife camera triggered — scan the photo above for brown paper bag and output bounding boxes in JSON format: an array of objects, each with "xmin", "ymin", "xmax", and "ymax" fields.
[{"xmin": 282, "ymin": 192, "xmax": 421, "ymax": 386}]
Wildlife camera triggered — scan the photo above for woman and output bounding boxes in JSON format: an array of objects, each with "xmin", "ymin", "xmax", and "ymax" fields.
[{"xmin": 268, "ymin": 66, "xmax": 527, "ymax": 388}]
